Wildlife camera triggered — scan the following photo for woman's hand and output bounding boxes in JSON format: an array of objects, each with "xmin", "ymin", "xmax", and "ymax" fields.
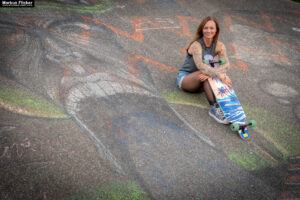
[
  {"xmin": 197, "ymin": 73, "xmax": 210, "ymax": 81},
  {"xmin": 218, "ymin": 74, "xmax": 232, "ymax": 86}
]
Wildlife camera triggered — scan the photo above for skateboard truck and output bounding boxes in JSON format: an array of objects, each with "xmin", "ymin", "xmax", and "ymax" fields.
[
  {"xmin": 203, "ymin": 58, "xmax": 226, "ymax": 67},
  {"xmin": 230, "ymin": 120, "xmax": 256, "ymax": 140}
]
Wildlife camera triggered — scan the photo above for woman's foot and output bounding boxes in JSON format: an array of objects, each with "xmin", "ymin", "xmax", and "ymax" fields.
[{"xmin": 209, "ymin": 104, "xmax": 230, "ymax": 124}]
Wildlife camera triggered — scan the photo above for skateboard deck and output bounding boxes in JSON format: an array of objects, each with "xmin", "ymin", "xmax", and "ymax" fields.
[
  {"xmin": 208, "ymin": 77, "xmax": 250, "ymax": 140},
  {"xmin": 203, "ymin": 54, "xmax": 253, "ymax": 140},
  {"xmin": 208, "ymin": 77, "xmax": 246, "ymax": 123}
]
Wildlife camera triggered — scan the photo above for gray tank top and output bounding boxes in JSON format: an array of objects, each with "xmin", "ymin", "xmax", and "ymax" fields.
[{"xmin": 179, "ymin": 38, "xmax": 217, "ymax": 73}]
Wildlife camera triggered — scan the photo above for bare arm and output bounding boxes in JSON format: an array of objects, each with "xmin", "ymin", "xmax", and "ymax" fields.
[{"xmin": 189, "ymin": 41, "xmax": 219, "ymax": 77}]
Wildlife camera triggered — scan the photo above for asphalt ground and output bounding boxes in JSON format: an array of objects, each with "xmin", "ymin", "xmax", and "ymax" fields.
[{"xmin": 0, "ymin": 0, "xmax": 299, "ymax": 199}]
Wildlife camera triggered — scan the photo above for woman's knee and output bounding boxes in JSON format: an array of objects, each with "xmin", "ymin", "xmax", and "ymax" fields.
[
  {"xmin": 179, "ymin": 71, "xmax": 205, "ymax": 92},
  {"xmin": 182, "ymin": 79, "xmax": 203, "ymax": 92}
]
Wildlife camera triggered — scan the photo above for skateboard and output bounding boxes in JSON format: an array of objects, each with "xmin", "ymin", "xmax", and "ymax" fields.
[{"xmin": 203, "ymin": 55, "xmax": 256, "ymax": 140}]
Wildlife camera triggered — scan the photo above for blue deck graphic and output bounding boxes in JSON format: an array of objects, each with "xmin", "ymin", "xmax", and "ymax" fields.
[{"xmin": 211, "ymin": 78, "xmax": 246, "ymax": 124}]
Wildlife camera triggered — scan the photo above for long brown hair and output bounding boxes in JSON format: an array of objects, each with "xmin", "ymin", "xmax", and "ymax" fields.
[{"xmin": 186, "ymin": 16, "xmax": 220, "ymax": 50}]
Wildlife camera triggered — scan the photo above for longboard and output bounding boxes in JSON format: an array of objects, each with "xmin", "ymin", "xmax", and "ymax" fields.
[
  {"xmin": 208, "ymin": 77, "xmax": 251, "ymax": 139},
  {"xmin": 204, "ymin": 55, "xmax": 256, "ymax": 140}
]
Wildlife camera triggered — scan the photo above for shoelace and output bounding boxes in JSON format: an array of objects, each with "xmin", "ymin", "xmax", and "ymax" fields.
[{"xmin": 216, "ymin": 107, "xmax": 226, "ymax": 119}]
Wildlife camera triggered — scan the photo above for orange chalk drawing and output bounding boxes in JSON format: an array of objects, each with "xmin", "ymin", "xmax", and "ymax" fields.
[
  {"xmin": 266, "ymin": 13, "xmax": 299, "ymax": 27},
  {"xmin": 292, "ymin": 9, "xmax": 300, "ymax": 20},
  {"xmin": 225, "ymin": 11, "xmax": 300, "ymax": 33},
  {"xmin": 267, "ymin": 37, "xmax": 300, "ymax": 52},
  {"xmin": 127, "ymin": 53, "xmax": 178, "ymax": 74},
  {"xmin": 227, "ymin": 35, "xmax": 300, "ymax": 70},
  {"xmin": 82, "ymin": 15, "xmax": 202, "ymax": 42},
  {"xmin": 265, "ymin": 38, "xmax": 289, "ymax": 64},
  {"xmin": 224, "ymin": 14, "xmax": 233, "ymax": 33},
  {"xmin": 127, "ymin": 54, "xmax": 141, "ymax": 78},
  {"xmin": 63, "ymin": 70, "xmax": 71, "ymax": 76},
  {"xmin": 180, "ymin": 48, "xmax": 186, "ymax": 58},
  {"xmin": 82, "ymin": 15, "xmax": 145, "ymax": 42},
  {"xmin": 285, "ymin": 175, "xmax": 300, "ymax": 184},
  {"xmin": 227, "ymin": 42, "xmax": 248, "ymax": 71},
  {"xmin": 278, "ymin": 190, "xmax": 300, "ymax": 200},
  {"xmin": 78, "ymin": 23, "xmax": 91, "ymax": 45},
  {"xmin": 224, "ymin": 12, "xmax": 275, "ymax": 32},
  {"xmin": 81, "ymin": 13, "xmax": 298, "ymax": 75},
  {"xmin": 126, "ymin": 53, "xmax": 177, "ymax": 94},
  {"xmin": 230, "ymin": 39, "xmax": 292, "ymax": 65}
]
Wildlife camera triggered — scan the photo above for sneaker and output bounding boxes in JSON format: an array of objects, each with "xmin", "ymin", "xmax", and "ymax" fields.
[
  {"xmin": 209, "ymin": 104, "xmax": 229, "ymax": 124},
  {"xmin": 215, "ymin": 104, "xmax": 230, "ymax": 124}
]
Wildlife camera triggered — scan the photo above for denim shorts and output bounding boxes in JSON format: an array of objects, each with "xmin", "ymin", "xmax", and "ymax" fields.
[{"xmin": 177, "ymin": 71, "xmax": 191, "ymax": 89}]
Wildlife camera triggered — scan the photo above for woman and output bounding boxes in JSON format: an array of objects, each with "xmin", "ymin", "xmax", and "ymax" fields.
[{"xmin": 177, "ymin": 16, "xmax": 231, "ymax": 124}]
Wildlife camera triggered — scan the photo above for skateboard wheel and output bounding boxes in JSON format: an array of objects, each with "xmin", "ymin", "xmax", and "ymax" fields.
[
  {"xmin": 248, "ymin": 120, "xmax": 257, "ymax": 128},
  {"xmin": 219, "ymin": 58, "xmax": 226, "ymax": 65},
  {"xmin": 230, "ymin": 123, "xmax": 240, "ymax": 131},
  {"xmin": 203, "ymin": 60, "xmax": 209, "ymax": 65}
]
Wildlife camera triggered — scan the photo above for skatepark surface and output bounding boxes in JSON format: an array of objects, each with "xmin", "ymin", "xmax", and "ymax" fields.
[{"xmin": 0, "ymin": 0, "xmax": 300, "ymax": 199}]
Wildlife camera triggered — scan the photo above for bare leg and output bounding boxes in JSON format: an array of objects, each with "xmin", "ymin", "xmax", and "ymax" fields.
[
  {"xmin": 203, "ymin": 80, "xmax": 216, "ymax": 106},
  {"xmin": 181, "ymin": 71, "xmax": 205, "ymax": 92},
  {"xmin": 181, "ymin": 71, "xmax": 216, "ymax": 105},
  {"xmin": 181, "ymin": 72, "xmax": 228, "ymax": 124}
]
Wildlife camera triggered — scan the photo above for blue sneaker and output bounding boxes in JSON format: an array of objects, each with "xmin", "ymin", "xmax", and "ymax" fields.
[{"xmin": 209, "ymin": 104, "xmax": 229, "ymax": 124}]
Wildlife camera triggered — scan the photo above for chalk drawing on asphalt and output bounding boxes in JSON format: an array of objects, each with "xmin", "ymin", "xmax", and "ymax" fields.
[
  {"xmin": 0, "ymin": 125, "xmax": 16, "ymax": 133},
  {"xmin": 135, "ymin": 17, "xmax": 181, "ymax": 31},
  {"xmin": 0, "ymin": 84, "xmax": 68, "ymax": 119},
  {"xmin": 259, "ymin": 80, "xmax": 299, "ymax": 105},
  {"xmin": 292, "ymin": 27, "xmax": 300, "ymax": 32},
  {"xmin": 0, "ymin": 135, "xmax": 73, "ymax": 160},
  {"xmin": 0, "ymin": 4, "xmax": 299, "ymax": 183},
  {"xmin": 0, "ymin": 0, "xmax": 115, "ymax": 14},
  {"xmin": 61, "ymin": 71, "xmax": 158, "ymax": 175}
]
